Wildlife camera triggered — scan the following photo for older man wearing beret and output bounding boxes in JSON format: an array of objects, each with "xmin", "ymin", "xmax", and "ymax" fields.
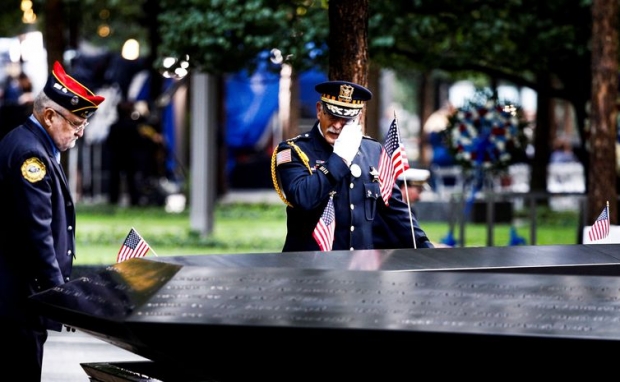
[
  {"xmin": 272, "ymin": 80, "xmax": 433, "ymax": 252},
  {"xmin": 0, "ymin": 61, "xmax": 105, "ymax": 381}
]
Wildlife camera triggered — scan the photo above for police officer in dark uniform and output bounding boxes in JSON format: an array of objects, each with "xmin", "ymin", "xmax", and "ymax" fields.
[
  {"xmin": 272, "ymin": 80, "xmax": 433, "ymax": 251},
  {"xmin": 373, "ymin": 168, "xmax": 442, "ymax": 249},
  {"xmin": 0, "ymin": 61, "xmax": 104, "ymax": 381}
]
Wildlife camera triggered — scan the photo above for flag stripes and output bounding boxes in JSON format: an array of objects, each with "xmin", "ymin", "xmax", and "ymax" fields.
[
  {"xmin": 588, "ymin": 204, "xmax": 610, "ymax": 242},
  {"xmin": 117, "ymin": 228, "xmax": 151, "ymax": 263},
  {"xmin": 378, "ymin": 118, "xmax": 409, "ymax": 205},
  {"xmin": 313, "ymin": 196, "xmax": 336, "ymax": 251}
]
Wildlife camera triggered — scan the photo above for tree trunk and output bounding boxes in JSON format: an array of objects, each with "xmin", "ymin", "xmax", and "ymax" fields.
[
  {"xmin": 44, "ymin": 0, "xmax": 66, "ymax": 68},
  {"xmin": 589, "ymin": 0, "xmax": 618, "ymax": 223},
  {"xmin": 328, "ymin": 0, "xmax": 370, "ymax": 128},
  {"xmin": 365, "ymin": 64, "xmax": 380, "ymax": 138},
  {"xmin": 418, "ymin": 72, "xmax": 436, "ymax": 167},
  {"xmin": 328, "ymin": 0, "xmax": 369, "ymax": 84}
]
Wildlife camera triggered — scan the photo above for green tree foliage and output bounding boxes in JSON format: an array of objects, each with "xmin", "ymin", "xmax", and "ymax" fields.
[
  {"xmin": 368, "ymin": 0, "xmax": 597, "ymax": 201},
  {"xmin": 369, "ymin": 1, "xmax": 591, "ymax": 97},
  {"xmin": 0, "ymin": 3, "xmax": 30, "ymax": 37},
  {"xmin": 76, "ymin": 0, "xmax": 150, "ymax": 53},
  {"xmin": 157, "ymin": 0, "xmax": 330, "ymax": 75},
  {"xmin": 154, "ymin": 0, "xmax": 594, "ymax": 126}
]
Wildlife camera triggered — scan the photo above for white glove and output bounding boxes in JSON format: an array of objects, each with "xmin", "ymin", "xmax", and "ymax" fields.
[{"xmin": 333, "ymin": 119, "xmax": 362, "ymax": 164}]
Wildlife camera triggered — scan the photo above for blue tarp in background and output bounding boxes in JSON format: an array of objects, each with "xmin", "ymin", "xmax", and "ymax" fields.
[
  {"xmin": 225, "ymin": 68, "xmax": 280, "ymax": 150},
  {"xmin": 225, "ymin": 67, "xmax": 327, "ymax": 150},
  {"xmin": 225, "ymin": 66, "xmax": 327, "ymax": 187}
]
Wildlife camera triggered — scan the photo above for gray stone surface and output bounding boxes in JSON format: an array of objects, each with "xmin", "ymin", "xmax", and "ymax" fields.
[{"xmin": 43, "ymin": 330, "xmax": 146, "ymax": 382}]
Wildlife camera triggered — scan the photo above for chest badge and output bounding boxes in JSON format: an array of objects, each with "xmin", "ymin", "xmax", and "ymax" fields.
[{"xmin": 369, "ymin": 166, "xmax": 380, "ymax": 182}]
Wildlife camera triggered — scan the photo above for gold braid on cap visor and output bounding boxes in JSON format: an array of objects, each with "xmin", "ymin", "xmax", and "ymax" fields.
[{"xmin": 322, "ymin": 101, "xmax": 362, "ymax": 118}]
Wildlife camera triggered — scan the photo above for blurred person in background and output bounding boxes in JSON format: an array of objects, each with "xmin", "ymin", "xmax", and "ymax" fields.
[
  {"xmin": 397, "ymin": 168, "xmax": 431, "ymax": 213},
  {"xmin": 0, "ymin": 71, "xmax": 35, "ymax": 140},
  {"xmin": 105, "ymin": 100, "xmax": 166, "ymax": 206},
  {"xmin": 550, "ymin": 136, "xmax": 578, "ymax": 163}
]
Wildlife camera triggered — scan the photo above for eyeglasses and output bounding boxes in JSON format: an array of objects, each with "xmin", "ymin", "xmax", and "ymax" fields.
[{"xmin": 50, "ymin": 108, "xmax": 89, "ymax": 132}]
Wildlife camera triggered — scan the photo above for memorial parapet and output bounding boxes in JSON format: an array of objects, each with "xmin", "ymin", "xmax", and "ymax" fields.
[
  {"xmin": 29, "ymin": 248, "xmax": 620, "ymax": 380},
  {"xmin": 155, "ymin": 244, "xmax": 620, "ymax": 275}
]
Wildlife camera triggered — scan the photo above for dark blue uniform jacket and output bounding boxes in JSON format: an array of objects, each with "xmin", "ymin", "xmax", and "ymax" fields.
[
  {"xmin": 274, "ymin": 122, "xmax": 433, "ymax": 252},
  {"xmin": 0, "ymin": 118, "xmax": 75, "ymax": 331}
]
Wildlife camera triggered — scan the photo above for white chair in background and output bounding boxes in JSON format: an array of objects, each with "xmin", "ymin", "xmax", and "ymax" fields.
[{"xmin": 430, "ymin": 165, "xmax": 464, "ymax": 200}]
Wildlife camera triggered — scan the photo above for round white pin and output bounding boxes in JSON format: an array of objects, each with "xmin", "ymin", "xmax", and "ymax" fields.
[{"xmin": 350, "ymin": 164, "xmax": 361, "ymax": 178}]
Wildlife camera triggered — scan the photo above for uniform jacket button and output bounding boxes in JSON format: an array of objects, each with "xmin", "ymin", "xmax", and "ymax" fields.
[
  {"xmin": 67, "ymin": 225, "xmax": 73, "ymax": 231},
  {"xmin": 67, "ymin": 249, "xmax": 72, "ymax": 256}
]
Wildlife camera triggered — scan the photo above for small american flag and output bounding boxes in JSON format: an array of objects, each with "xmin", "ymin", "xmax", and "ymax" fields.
[
  {"xmin": 117, "ymin": 228, "xmax": 151, "ymax": 263},
  {"xmin": 588, "ymin": 203, "xmax": 610, "ymax": 242},
  {"xmin": 276, "ymin": 148, "xmax": 292, "ymax": 165},
  {"xmin": 378, "ymin": 118, "xmax": 409, "ymax": 205},
  {"xmin": 313, "ymin": 195, "xmax": 336, "ymax": 251}
]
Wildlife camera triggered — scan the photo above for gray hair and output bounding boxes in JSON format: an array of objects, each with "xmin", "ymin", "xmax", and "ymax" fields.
[{"xmin": 33, "ymin": 90, "xmax": 59, "ymax": 114}]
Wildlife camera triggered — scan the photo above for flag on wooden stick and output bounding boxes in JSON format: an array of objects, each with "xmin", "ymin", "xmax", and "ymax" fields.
[
  {"xmin": 116, "ymin": 228, "xmax": 154, "ymax": 263},
  {"xmin": 378, "ymin": 117, "xmax": 409, "ymax": 206},
  {"xmin": 587, "ymin": 202, "xmax": 610, "ymax": 242},
  {"xmin": 313, "ymin": 193, "xmax": 336, "ymax": 251}
]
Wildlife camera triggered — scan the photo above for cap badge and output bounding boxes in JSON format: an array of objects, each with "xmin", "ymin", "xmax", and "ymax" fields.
[{"xmin": 338, "ymin": 84, "xmax": 354, "ymax": 103}]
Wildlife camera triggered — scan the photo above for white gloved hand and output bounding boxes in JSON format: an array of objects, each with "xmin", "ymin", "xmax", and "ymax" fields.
[{"xmin": 333, "ymin": 119, "xmax": 363, "ymax": 165}]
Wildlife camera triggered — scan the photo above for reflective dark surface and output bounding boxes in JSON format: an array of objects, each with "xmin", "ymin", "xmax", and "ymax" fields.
[
  {"xmin": 29, "ymin": 245, "xmax": 620, "ymax": 380},
  {"xmin": 157, "ymin": 244, "xmax": 620, "ymax": 275}
]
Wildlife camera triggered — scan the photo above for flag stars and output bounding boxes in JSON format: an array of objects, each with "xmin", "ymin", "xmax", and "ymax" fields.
[{"xmin": 117, "ymin": 228, "xmax": 153, "ymax": 263}]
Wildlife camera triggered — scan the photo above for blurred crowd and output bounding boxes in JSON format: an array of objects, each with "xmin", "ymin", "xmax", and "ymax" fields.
[
  {"xmin": 0, "ymin": 59, "xmax": 172, "ymax": 207},
  {"xmin": 0, "ymin": 69, "xmax": 34, "ymax": 140}
]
